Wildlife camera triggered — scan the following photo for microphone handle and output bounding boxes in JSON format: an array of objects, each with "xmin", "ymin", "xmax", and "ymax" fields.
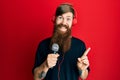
[
  {"xmin": 51, "ymin": 51, "xmax": 57, "ymax": 69},
  {"xmin": 53, "ymin": 51, "xmax": 56, "ymax": 54}
]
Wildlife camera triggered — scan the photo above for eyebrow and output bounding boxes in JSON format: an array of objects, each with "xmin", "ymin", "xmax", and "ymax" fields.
[
  {"xmin": 66, "ymin": 16, "xmax": 72, "ymax": 18},
  {"xmin": 58, "ymin": 15, "xmax": 73, "ymax": 18}
]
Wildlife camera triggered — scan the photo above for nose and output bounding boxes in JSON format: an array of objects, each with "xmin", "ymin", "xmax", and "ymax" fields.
[{"xmin": 62, "ymin": 19, "xmax": 67, "ymax": 25}]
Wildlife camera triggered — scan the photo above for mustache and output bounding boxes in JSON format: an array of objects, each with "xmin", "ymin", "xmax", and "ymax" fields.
[{"xmin": 55, "ymin": 23, "xmax": 69, "ymax": 29}]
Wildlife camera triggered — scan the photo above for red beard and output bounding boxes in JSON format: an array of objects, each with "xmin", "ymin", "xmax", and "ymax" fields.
[{"xmin": 50, "ymin": 23, "xmax": 72, "ymax": 53}]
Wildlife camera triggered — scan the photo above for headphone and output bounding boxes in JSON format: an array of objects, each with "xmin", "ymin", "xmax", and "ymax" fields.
[
  {"xmin": 72, "ymin": 13, "xmax": 77, "ymax": 25},
  {"xmin": 52, "ymin": 3, "xmax": 77, "ymax": 26}
]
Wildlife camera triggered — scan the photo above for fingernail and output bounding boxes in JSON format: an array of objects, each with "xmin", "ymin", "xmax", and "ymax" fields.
[{"xmin": 78, "ymin": 58, "xmax": 80, "ymax": 60}]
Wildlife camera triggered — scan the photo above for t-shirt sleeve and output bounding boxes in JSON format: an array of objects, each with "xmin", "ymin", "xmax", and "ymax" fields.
[
  {"xmin": 80, "ymin": 41, "xmax": 90, "ymax": 72},
  {"xmin": 32, "ymin": 42, "xmax": 47, "ymax": 74}
]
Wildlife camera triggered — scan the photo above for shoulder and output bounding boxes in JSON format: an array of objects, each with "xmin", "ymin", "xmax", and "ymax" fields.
[
  {"xmin": 40, "ymin": 37, "xmax": 51, "ymax": 44},
  {"xmin": 71, "ymin": 36, "xmax": 86, "ymax": 51},
  {"xmin": 38, "ymin": 37, "xmax": 51, "ymax": 48},
  {"xmin": 72, "ymin": 36, "xmax": 85, "ymax": 45}
]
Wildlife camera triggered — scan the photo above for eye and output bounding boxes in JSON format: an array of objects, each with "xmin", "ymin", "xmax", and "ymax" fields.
[
  {"xmin": 66, "ymin": 18, "xmax": 72, "ymax": 22},
  {"xmin": 57, "ymin": 16, "xmax": 63, "ymax": 20}
]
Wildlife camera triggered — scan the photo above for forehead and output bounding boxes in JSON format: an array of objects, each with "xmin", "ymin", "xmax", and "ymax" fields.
[{"xmin": 58, "ymin": 12, "xmax": 73, "ymax": 18}]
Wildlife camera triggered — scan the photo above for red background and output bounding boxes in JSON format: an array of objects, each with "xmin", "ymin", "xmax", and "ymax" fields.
[{"xmin": 0, "ymin": 0, "xmax": 120, "ymax": 80}]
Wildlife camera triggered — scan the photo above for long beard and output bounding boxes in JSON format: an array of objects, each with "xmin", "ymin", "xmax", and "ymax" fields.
[{"xmin": 50, "ymin": 23, "xmax": 72, "ymax": 53}]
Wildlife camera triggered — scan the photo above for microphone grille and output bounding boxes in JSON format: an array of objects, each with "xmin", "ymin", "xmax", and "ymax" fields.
[{"xmin": 52, "ymin": 43, "xmax": 59, "ymax": 52}]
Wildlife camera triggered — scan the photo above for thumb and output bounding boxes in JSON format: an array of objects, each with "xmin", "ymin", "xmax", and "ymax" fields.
[{"xmin": 55, "ymin": 53, "xmax": 59, "ymax": 57}]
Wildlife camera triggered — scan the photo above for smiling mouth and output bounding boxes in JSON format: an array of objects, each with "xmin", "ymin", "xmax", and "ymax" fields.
[{"xmin": 59, "ymin": 26, "xmax": 67, "ymax": 32}]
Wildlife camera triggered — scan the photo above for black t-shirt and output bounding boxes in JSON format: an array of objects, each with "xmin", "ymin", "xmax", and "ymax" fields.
[{"xmin": 33, "ymin": 37, "xmax": 89, "ymax": 80}]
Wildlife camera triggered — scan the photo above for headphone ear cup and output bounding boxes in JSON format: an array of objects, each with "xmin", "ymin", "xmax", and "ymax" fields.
[
  {"xmin": 72, "ymin": 18, "xmax": 77, "ymax": 25},
  {"xmin": 52, "ymin": 16, "xmax": 55, "ymax": 23}
]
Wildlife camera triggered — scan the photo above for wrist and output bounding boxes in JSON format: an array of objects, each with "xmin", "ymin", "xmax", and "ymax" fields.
[
  {"xmin": 43, "ymin": 60, "xmax": 49, "ymax": 71},
  {"xmin": 78, "ymin": 69, "xmax": 82, "ymax": 76},
  {"xmin": 78, "ymin": 68, "xmax": 87, "ymax": 76}
]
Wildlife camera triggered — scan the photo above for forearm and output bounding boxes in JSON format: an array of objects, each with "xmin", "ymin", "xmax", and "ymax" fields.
[
  {"xmin": 79, "ymin": 69, "xmax": 88, "ymax": 80},
  {"xmin": 34, "ymin": 60, "xmax": 49, "ymax": 80}
]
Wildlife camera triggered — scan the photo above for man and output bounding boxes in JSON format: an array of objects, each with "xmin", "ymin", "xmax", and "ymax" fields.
[{"xmin": 33, "ymin": 3, "xmax": 90, "ymax": 80}]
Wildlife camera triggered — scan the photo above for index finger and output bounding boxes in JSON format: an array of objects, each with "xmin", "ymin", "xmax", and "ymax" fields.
[{"xmin": 82, "ymin": 47, "xmax": 91, "ymax": 56}]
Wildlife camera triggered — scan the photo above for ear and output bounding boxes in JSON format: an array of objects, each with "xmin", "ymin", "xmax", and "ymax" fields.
[{"xmin": 51, "ymin": 16, "xmax": 56, "ymax": 23}]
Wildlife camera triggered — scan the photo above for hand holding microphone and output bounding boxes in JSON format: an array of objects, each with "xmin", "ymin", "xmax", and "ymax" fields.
[{"xmin": 46, "ymin": 43, "xmax": 59, "ymax": 68}]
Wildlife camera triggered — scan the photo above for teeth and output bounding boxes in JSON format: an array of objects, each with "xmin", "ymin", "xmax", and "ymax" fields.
[
  {"xmin": 61, "ymin": 27, "xmax": 66, "ymax": 29},
  {"xmin": 59, "ymin": 27, "xmax": 67, "ymax": 32}
]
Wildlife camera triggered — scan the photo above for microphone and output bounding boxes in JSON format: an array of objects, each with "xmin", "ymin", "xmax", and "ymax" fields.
[
  {"xmin": 52, "ymin": 43, "xmax": 59, "ymax": 54},
  {"xmin": 51, "ymin": 43, "xmax": 59, "ymax": 69}
]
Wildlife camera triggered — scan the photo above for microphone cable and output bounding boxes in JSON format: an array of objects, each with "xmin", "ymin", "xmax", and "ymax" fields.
[{"xmin": 57, "ymin": 54, "xmax": 65, "ymax": 80}]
